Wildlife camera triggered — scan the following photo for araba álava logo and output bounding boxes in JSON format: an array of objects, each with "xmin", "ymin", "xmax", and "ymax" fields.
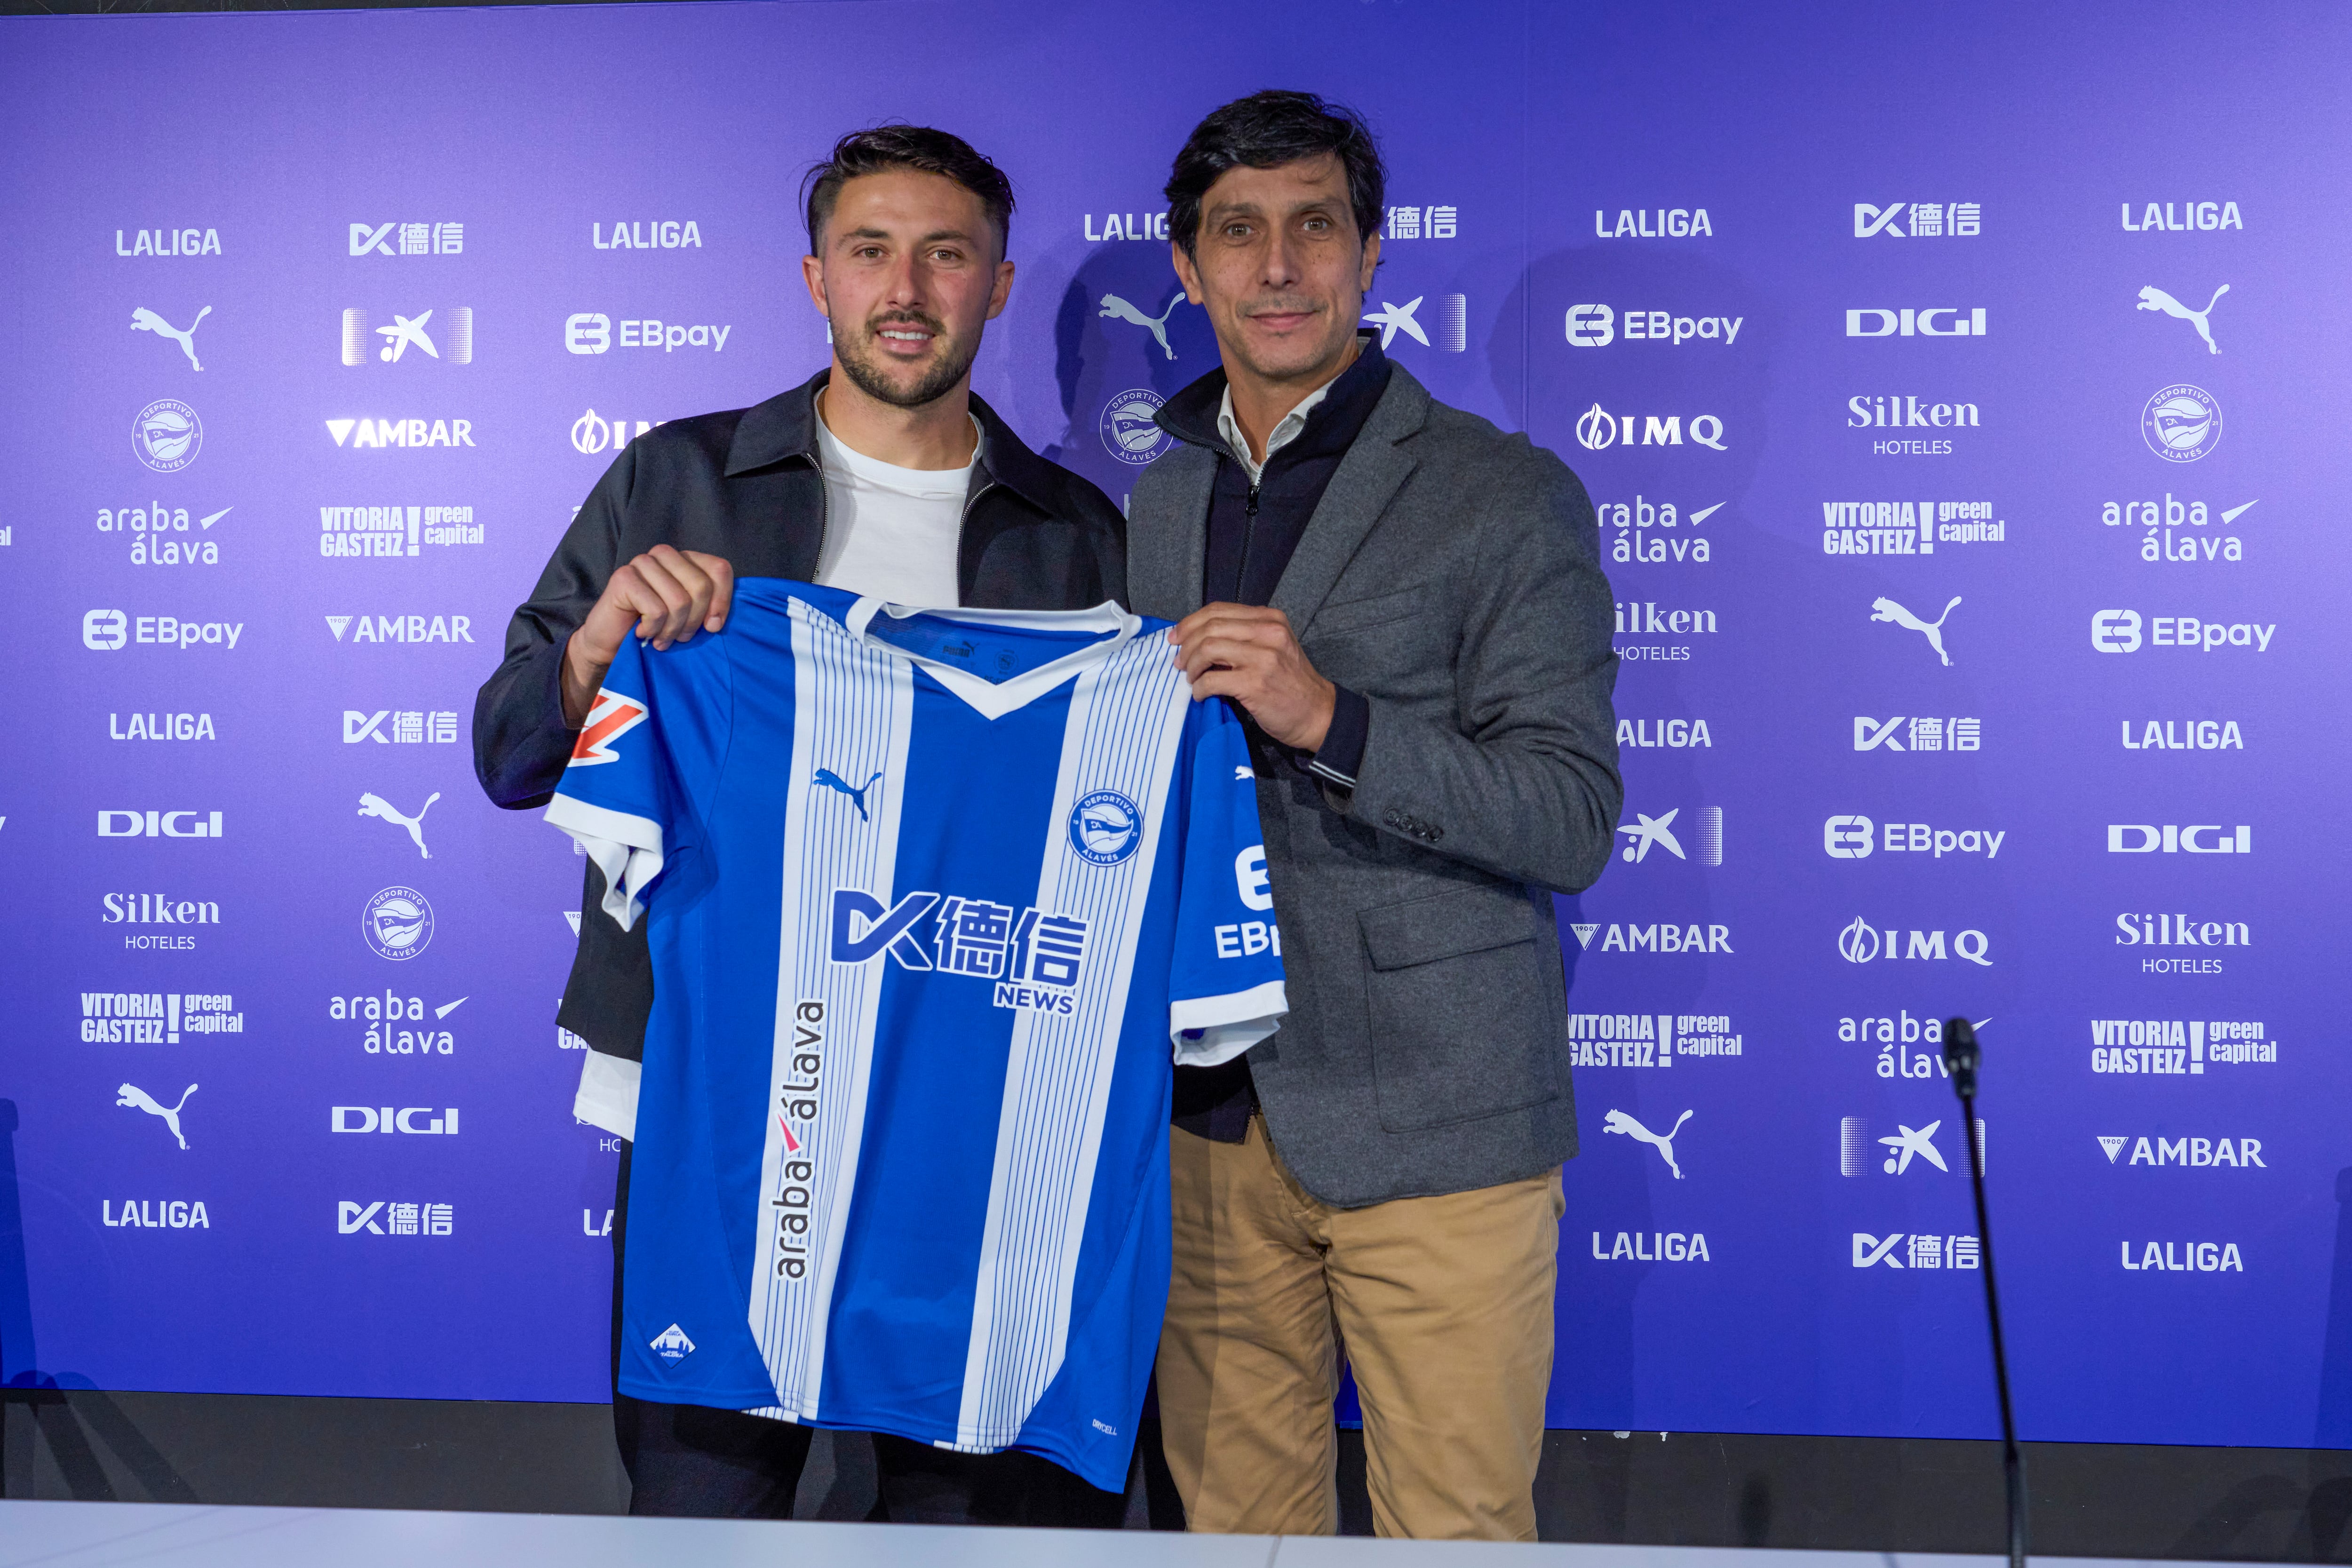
[
  {"xmin": 1577, "ymin": 404, "xmax": 1725, "ymax": 452},
  {"xmin": 2142, "ymin": 385, "xmax": 2221, "ymax": 462}
]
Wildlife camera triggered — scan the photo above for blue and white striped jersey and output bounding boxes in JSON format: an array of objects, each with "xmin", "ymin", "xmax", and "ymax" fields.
[{"xmin": 545, "ymin": 580, "xmax": 1285, "ymax": 1488}]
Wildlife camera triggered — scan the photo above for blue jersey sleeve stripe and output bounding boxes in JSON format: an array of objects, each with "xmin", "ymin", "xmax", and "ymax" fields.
[
  {"xmin": 1170, "ymin": 979, "xmax": 1287, "ymax": 1066},
  {"xmin": 546, "ymin": 795, "xmax": 665, "ymax": 931}
]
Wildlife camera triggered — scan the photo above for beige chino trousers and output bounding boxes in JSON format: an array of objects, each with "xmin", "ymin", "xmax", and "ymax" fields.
[{"xmin": 1156, "ymin": 1115, "xmax": 1564, "ymax": 1539}]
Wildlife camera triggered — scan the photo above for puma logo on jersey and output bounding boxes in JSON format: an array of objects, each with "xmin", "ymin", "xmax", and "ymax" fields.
[
  {"xmin": 814, "ymin": 768, "xmax": 883, "ymax": 821},
  {"xmin": 571, "ymin": 692, "xmax": 648, "ymax": 765}
]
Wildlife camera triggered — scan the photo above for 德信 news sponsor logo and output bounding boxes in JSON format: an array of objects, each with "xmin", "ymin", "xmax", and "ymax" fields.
[
  {"xmin": 1593, "ymin": 207, "xmax": 1713, "ymax": 239},
  {"xmin": 591, "ymin": 220, "xmax": 701, "ymax": 250},
  {"xmin": 1566, "ymin": 923, "xmax": 1732, "ymax": 956},
  {"xmin": 132, "ymin": 400, "xmax": 201, "ymax": 472},
  {"xmin": 1603, "ymin": 496, "xmax": 1722, "ymax": 566},
  {"xmin": 342, "ymin": 308, "xmax": 472, "ymax": 366},
  {"xmin": 565, "ymin": 314, "xmax": 733, "ymax": 354},
  {"xmin": 118, "ymin": 227, "xmax": 222, "ymax": 257},
  {"xmin": 1847, "ymin": 1010, "xmax": 1982, "ymax": 1081},
  {"xmin": 2123, "ymin": 719, "xmax": 2242, "ymax": 751},
  {"xmin": 2107, "ymin": 824, "xmax": 2250, "ymax": 855},
  {"xmin": 1569, "ymin": 1012, "xmax": 1741, "ymax": 1067},
  {"xmin": 1590, "ymin": 1230, "xmax": 1711, "ymax": 1261},
  {"xmin": 331, "ymin": 991, "xmax": 465, "ymax": 1056},
  {"xmin": 2121, "ymin": 1241, "xmax": 2243, "ymax": 1273},
  {"xmin": 350, "ymin": 223, "xmax": 464, "ymax": 257},
  {"xmin": 1823, "ymin": 501, "xmax": 2003, "ymax": 555},
  {"xmin": 2090, "ymin": 609, "xmax": 2272, "ymax": 653},
  {"xmin": 110, "ymin": 712, "xmax": 216, "ymax": 741},
  {"xmin": 83, "ymin": 610, "xmax": 244, "ymax": 651},
  {"xmin": 322, "ymin": 505, "xmax": 482, "ymax": 558},
  {"xmin": 1839, "ymin": 1116, "xmax": 1984, "ymax": 1176},
  {"xmin": 1845, "ymin": 308, "xmax": 1987, "ymax": 338},
  {"xmin": 1838, "ymin": 919, "xmax": 1992, "ymax": 966},
  {"xmin": 2091, "ymin": 1018, "xmax": 2274, "ymax": 1075},
  {"xmin": 1855, "ymin": 716, "xmax": 1981, "ymax": 753},
  {"xmin": 338, "ymin": 1200, "xmax": 454, "ymax": 1235},
  {"xmin": 331, "ymin": 1105, "xmax": 459, "ymax": 1135},
  {"xmin": 98, "ymin": 810, "xmax": 222, "ymax": 839},
  {"xmin": 364, "ymin": 887, "xmax": 434, "ymax": 961},
  {"xmin": 1853, "ymin": 1232, "xmax": 1981, "ymax": 1269},
  {"xmin": 1383, "ymin": 204, "xmax": 1459, "ymax": 240},
  {"xmin": 1823, "ymin": 816, "xmax": 2004, "ymax": 861},
  {"xmin": 1613, "ymin": 601, "xmax": 1718, "ymax": 662},
  {"xmin": 346, "ymin": 709, "xmax": 463, "ymax": 745},
  {"xmin": 1566, "ymin": 306, "xmax": 1743, "ymax": 347},
  {"xmin": 325, "ymin": 613, "xmax": 474, "ymax": 645},
  {"xmin": 1618, "ymin": 717, "xmax": 1712, "ymax": 749},
  {"xmin": 1577, "ymin": 406, "xmax": 1726, "ymax": 452},
  {"xmin": 1853, "ymin": 201, "xmax": 1981, "ymax": 239},
  {"xmin": 2099, "ymin": 1134, "xmax": 2265, "ymax": 1170},
  {"xmin": 96, "ymin": 501, "xmax": 230, "ymax": 567},
  {"xmin": 2122, "ymin": 201, "xmax": 2242, "ymax": 232},
  {"xmin": 2104, "ymin": 495, "xmax": 2254, "ymax": 566},
  {"xmin": 326, "ymin": 417, "xmax": 475, "ymax": 450},
  {"xmin": 2143, "ymin": 385, "xmax": 2221, "ymax": 462},
  {"xmin": 79, "ymin": 992, "xmax": 242, "ymax": 1043}
]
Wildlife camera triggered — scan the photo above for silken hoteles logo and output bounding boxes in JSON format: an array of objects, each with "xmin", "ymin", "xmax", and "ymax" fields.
[
  {"xmin": 1383, "ymin": 204, "xmax": 1460, "ymax": 240},
  {"xmin": 1823, "ymin": 500, "xmax": 2004, "ymax": 557},
  {"xmin": 331, "ymin": 1105, "xmax": 459, "ymax": 1135},
  {"xmin": 1564, "ymin": 921, "xmax": 1732, "ymax": 955},
  {"xmin": 591, "ymin": 219, "xmax": 702, "ymax": 249},
  {"xmin": 1566, "ymin": 306, "xmax": 1743, "ymax": 348},
  {"xmin": 565, "ymin": 314, "xmax": 734, "ymax": 355},
  {"xmin": 331, "ymin": 991, "xmax": 467, "ymax": 1057},
  {"xmin": 2090, "ymin": 609, "xmax": 2274, "ymax": 654},
  {"xmin": 2121, "ymin": 201, "xmax": 2243, "ymax": 233},
  {"xmin": 80, "ymin": 991, "xmax": 242, "ymax": 1042},
  {"xmin": 573, "ymin": 409, "xmax": 661, "ymax": 455},
  {"xmin": 101, "ymin": 890, "xmax": 223, "ymax": 929},
  {"xmin": 1869, "ymin": 594, "xmax": 1960, "ymax": 666},
  {"xmin": 98, "ymin": 809, "xmax": 223, "ymax": 839},
  {"xmin": 338, "ymin": 1200, "xmax": 454, "ymax": 1236},
  {"xmin": 1852, "ymin": 201, "xmax": 1981, "ymax": 239},
  {"xmin": 325, "ymin": 612, "xmax": 476, "ymax": 646},
  {"xmin": 342, "ymin": 308, "xmax": 473, "ymax": 366},
  {"xmin": 1617, "ymin": 716, "xmax": 1713, "ymax": 750},
  {"xmin": 117, "ymin": 1082, "xmax": 198, "ymax": 1149},
  {"xmin": 326, "ymin": 417, "xmax": 476, "ymax": 450},
  {"xmin": 2099, "ymin": 1133, "xmax": 2266, "ymax": 1170},
  {"xmin": 350, "ymin": 222, "xmax": 464, "ymax": 257},
  {"xmin": 2089, "ymin": 1017, "xmax": 2275, "ymax": 1075},
  {"xmin": 2137, "ymin": 283, "xmax": 2228, "ymax": 355},
  {"xmin": 1845, "ymin": 308, "xmax": 1987, "ymax": 339},
  {"xmin": 2107, "ymin": 823, "xmax": 2251, "ymax": 855},
  {"xmin": 1591, "ymin": 206, "xmax": 1712, "ymax": 239},
  {"xmin": 1852, "ymin": 1233, "xmax": 1981, "ymax": 1269},
  {"xmin": 344, "ymin": 708, "xmax": 462, "ymax": 745},
  {"xmin": 359, "ymin": 791, "xmax": 439, "ymax": 860},
  {"xmin": 1570, "ymin": 1011, "xmax": 1742, "ymax": 1067},
  {"xmin": 322, "ymin": 505, "xmax": 483, "ymax": 559},
  {"xmin": 2117, "ymin": 909, "xmax": 2249, "ymax": 952},
  {"xmin": 1619, "ymin": 806, "xmax": 1722, "ymax": 865},
  {"xmin": 1100, "ymin": 389, "xmax": 1174, "ymax": 466},
  {"xmin": 1576, "ymin": 405, "xmax": 1726, "ymax": 452},
  {"xmin": 1362, "ymin": 294, "xmax": 1466, "ymax": 353},
  {"xmin": 1837, "ymin": 918, "xmax": 1992, "ymax": 966},
  {"xmin": 1838, "ymin": 1115, "xmax": 1984, "ymax": 1177},
  {"xmin": 1854, "ymin": 715, "xmax": 1982, "ymax": 754},
  {"xmin": 82, "ymin": 610, "xmax": 245, "ymax": 652},
  {"xmin": 1098, "ymin": 292, "xmax": 1188, "ymax": 359},
  {"xmin": 130, "ymin": 306, "xmax": 212, "ymax": 370},
  {"xmin": 1602, "ymin": 1107, "xmax": 1693, "ymax": 1178},
  {"xmin": 117, "ymin": 226, "xmax": 222, "ymax": 257},
  {"xmin": 1822, "ymin": 815, "xmax": 2005, "ymax": 860},
  {"xmin": 1613, "ymin": 601, "xmax": 1718, "ymax": 641},
  {"xmin": 1601, "ymin": 496, "xmax": 1723, "ymax": 566},
  {"xmin": 1845, "ymin": 393, "xmax": 1980, "ymax": 433},
  {"xmin": 96, "ymin": 501, "xmax": 231, "ymax": 568},
  {"xmin": 363, "ymin": 885, "xmax": 434, "ymax": 961},
  {"xmin": 2142, "ymin": 384, "xmax": 2221, "ymax": 462},
  {"xmin": 133, "ymin": 399, "xmax": 202, "ymax": 472},
  {"xmin": 2121, "ymin": 1240, "xmax": 2244, "ymax": 1274}
]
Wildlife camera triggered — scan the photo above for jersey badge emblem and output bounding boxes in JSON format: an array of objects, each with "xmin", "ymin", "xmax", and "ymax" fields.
[{"xmin": 1069, "ymin": 790, "xmax": 1143, "ymax": 866}]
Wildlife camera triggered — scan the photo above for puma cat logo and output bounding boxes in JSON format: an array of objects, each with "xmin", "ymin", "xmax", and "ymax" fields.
[
  {"xmin": 2137, "ymin": 284, "xmax": 2228, "ymax": 354},
  {"xmin": 118, "ymin": 1082, "xmax": 198, "ymax": 1149},
  {"xmin": 130, "ymin": 306, "xmax": 212, "ymax": 371},
  {"xmin": 1098, "ymin": 292, "xmax": 1185, "ymax": 360},
  {"xmin": 359, "ymin": 791, "xmax": 439, "ymax": 859},
  {"xmin": 1604, "ymin": 1108, "xmax": 1692, "ymax": 1179},
  {"xmin": 1871, "ymin": 595, "xmax": 1962, "ymax": 666},
  {"xmin": 814, "ymin": 768, "xmax": 883, "ymax": 822}
]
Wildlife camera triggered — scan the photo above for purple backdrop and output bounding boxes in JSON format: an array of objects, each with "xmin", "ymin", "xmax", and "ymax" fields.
[{"xmin": 3, "ymin": 0, "xmax": 2348, "ymax": 1450}]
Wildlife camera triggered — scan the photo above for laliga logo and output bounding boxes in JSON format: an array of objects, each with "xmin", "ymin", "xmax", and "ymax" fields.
[
  {"xmin": 1575, "ymin": 404, "xmax": 1725, "ymax": 452},
  {"xmin": 2142, "ymin": 384, "xmax": 2221, "ymax": 462}
]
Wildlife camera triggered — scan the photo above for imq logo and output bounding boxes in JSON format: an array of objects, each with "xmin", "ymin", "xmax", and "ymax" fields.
[
  {"xmin": 1577, "ymin": 405, "xmax": 1725, "ymax": 451},
  {"xmin": 1838, "ymin": 918, "xmax": 1991, "ymax": 966},
  {"xmin": 2090, "ymin": 610, "xmax": 2274, "ymax": 653}
]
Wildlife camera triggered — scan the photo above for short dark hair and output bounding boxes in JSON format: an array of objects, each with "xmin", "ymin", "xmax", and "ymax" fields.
[
  {"xmin": 1163, "ymin": 90, "xmax": 1385, "ymax": 259},
  {"xmin": 802, "ymin": 124, "xmax": 1016, "ymax": 257}
]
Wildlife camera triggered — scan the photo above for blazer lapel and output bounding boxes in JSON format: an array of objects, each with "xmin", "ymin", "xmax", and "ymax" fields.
[
  {"xmin": 1133, "ymin": 446, "xmax": 1216, "ymax": 619},
  {"xmin": 1271, "ymin": 367, "xmax": 1430, "ymax": 632}
]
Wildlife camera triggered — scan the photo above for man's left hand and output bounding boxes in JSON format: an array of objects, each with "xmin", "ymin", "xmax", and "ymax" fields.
[{"xmin": 1168, "ymin": 602, "xmax": 1336, "ymax": 753}]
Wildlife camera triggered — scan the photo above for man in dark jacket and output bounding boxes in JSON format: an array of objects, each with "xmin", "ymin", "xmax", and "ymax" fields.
[{"xmin": 473, "ymin": 125, "xmax": 1126, "ymax": 1525}]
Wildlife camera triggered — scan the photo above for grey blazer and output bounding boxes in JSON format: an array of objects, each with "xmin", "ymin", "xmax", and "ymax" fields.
[{"xmin": 1132, "ymin": 366, "xmax": 1622, "ymax": 1207}]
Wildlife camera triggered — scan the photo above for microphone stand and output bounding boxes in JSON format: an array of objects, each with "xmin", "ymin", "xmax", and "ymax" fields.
[{"xmin": 1945, "ymin": 1016, "xmax": 2024, "ymax": 1568}]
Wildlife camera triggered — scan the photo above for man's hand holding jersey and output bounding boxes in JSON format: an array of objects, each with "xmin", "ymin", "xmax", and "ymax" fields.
[
  {"xmin": 1168, "ymin": 602, "xmax": 1337, "ymax": 754},
  {"xmin": 562, "ymin": 545, "xmax": 737, "ymax": 727}
]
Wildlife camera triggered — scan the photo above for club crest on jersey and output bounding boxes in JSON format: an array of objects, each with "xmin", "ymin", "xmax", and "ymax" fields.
[
  {"xmin": 648, "ymin": 1323, "xmax": 696, "ymax": 1364},
  {"xmin": 1069, "ymin": 790, "xmax": 1143, "ymax": 865},
  {"xmin": 571, "ymin": 691, "xmax": 648, "ymax": 765}
]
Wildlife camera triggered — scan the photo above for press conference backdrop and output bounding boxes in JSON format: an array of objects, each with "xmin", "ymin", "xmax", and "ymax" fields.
[{"xmin": 3, "ymin": 0, "xmax": 2346, "ymax": 1454}]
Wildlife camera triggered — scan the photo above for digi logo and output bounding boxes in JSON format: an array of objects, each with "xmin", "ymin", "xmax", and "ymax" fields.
[{"xmin": 571, "ymin": 692, "xmax": 648, "ymax": 765}]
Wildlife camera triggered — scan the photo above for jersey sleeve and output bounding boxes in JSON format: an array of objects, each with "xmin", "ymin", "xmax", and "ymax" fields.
[
  {"xmin": 1165, "ymin": 697, "xmax": 1288, "ymax": 1067},
  {"xmin": 543, "ymin": 632, "xmax": 727, "ymax": 931}
]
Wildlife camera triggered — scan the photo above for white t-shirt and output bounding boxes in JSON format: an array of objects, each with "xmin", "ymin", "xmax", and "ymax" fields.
[{"xmin": 810, "ymin": 402, "xmax": 977, "ymax": 608}]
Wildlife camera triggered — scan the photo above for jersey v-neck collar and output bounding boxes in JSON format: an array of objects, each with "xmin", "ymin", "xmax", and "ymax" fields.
[{"xmin": 839, "ymin": 597, "xmax": 1144, "ymax": 721}]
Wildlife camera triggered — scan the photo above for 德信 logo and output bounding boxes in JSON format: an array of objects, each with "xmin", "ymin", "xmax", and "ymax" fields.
[
  {"xmin": 1069, "ymin": 790, "xmax": 1143, "ymax": 865},
  {"xmin": 364, "ymin": 885, "xmax": 435, "ymax": 960}
]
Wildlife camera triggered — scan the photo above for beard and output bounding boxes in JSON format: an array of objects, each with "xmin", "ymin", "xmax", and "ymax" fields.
[{"xmin": 831, "ymin": 310, "xmax": 980, "ymax": 409}]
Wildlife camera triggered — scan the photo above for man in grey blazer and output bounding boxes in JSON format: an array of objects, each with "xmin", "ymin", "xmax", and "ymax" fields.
[{"xmin": 1135, "ymin": 91, "xmax": 1622, "ymax": 1540}]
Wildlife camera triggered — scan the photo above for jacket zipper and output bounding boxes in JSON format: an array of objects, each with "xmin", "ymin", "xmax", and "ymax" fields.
[{"xmin": 1234, "ymin": 480, "xmax": 1260, "ymax": 602}]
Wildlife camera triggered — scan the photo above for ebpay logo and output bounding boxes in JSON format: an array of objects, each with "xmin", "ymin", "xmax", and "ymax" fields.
[{"xmin": 2090, "ymin": 610, "xmax": 2274, "ymax": 653}]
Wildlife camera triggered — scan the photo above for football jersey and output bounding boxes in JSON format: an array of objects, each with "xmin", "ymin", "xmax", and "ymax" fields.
[{"xmin": 544, "ymin": 579, "xmax": 1286, "ymax": 1488}]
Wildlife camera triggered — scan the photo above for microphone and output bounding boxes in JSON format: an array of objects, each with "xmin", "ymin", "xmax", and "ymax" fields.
[{"xmin": 1945, "ymin": 1017, "xmax": 2025, "ymax": 1568}]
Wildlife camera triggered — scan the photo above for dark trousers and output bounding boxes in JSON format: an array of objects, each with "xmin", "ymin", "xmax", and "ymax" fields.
[{"xmin": 608, "ymin": 1140, "xmax": 1128, "ymax": 1525}]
